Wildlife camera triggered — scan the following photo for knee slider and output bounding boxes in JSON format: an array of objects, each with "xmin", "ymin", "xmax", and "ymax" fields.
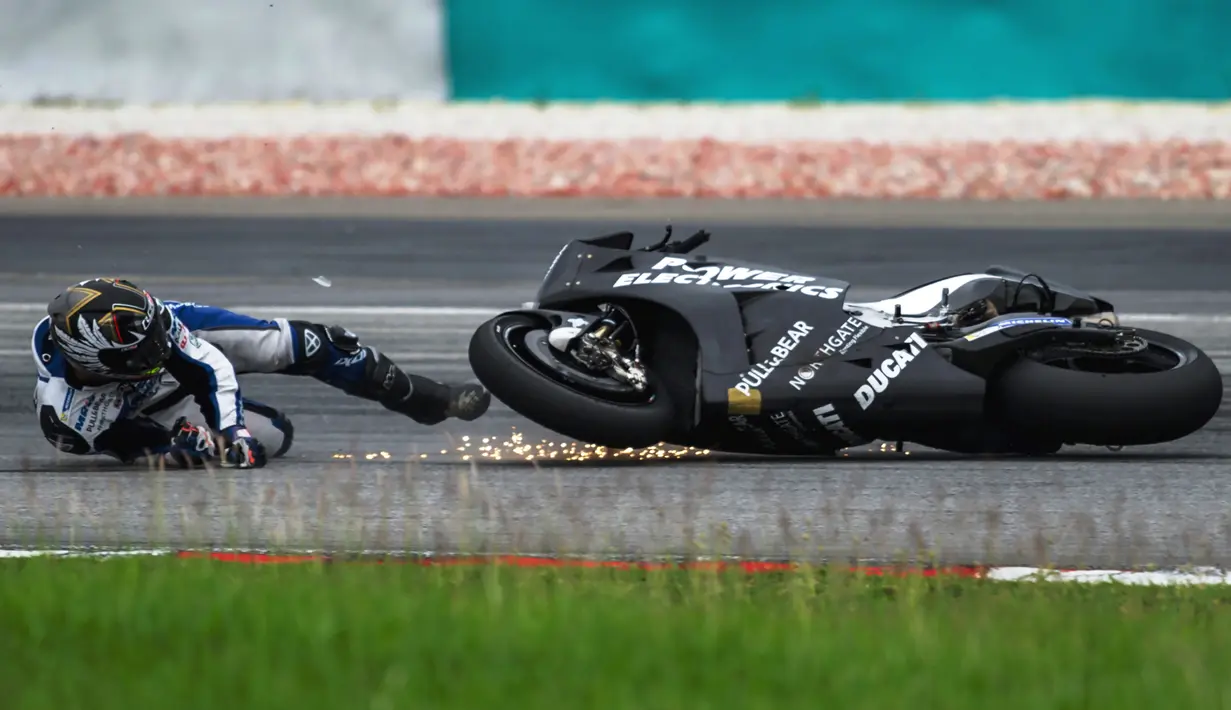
[
  {"xmin": 287, "ymin": 321, "xmax": 363, "ymax": 374},
  {"xmin": 323, "ymin": 323, "xmax": 362, "ymax": 352},
  {"xmin": 287, "ymin": 321, "xmax": 412, "ymax": 404}
]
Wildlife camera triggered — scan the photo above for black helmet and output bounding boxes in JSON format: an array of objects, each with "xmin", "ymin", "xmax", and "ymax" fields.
[{"xmin": 47, "ymin": 277, "xmax": 173, "ymax": 380}]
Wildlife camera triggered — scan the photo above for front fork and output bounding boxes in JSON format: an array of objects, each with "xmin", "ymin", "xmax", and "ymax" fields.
[
  {"xmin": 543, "ymin": 306, "xmax": 647, "ymax": 390},
  {"xmin": 545, "ymin": 305, "xmax": 626, "ymax": 353}
]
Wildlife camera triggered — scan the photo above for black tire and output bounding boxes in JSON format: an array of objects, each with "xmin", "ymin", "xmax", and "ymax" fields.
[
  {"xmin": 987, "ymin": 328, "xmax": 1223, "ymax": 447},
  {"xmin": 468, "ymin": 311, "xmax": 678, "ymax": 449}
]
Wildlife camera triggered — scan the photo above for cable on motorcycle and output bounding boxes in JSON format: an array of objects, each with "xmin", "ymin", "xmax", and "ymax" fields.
[
  {"xmin": 1010, "ymin": 273, "xmax": 1057, "ymax": 314},
  {"xmin": 639, "ymin": 225, "xmax": 673, "ymax": 252}
]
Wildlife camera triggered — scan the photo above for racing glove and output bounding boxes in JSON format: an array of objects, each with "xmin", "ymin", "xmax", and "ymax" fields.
[
  {"xmin": 162, "ymin": 417, "xmax": 219, "ymax": 469},
  {"xmin": 217, "ymin": 425, "xmax": 268, "ymax": 469}
]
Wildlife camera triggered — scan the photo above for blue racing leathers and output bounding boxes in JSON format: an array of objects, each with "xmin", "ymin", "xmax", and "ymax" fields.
[
  {"xmin": 32, "ymin": 304, "xmax": 274, "ymax": 467},
  {"xmin": 32, "ymin": 298, "xmax": 475, "ymax": 466},
  {"xmin": 156, "ymin": 301, "xmax": 464, "ymax": 424}
]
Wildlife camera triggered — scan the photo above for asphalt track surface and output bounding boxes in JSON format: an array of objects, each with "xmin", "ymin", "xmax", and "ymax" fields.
[{"xmin": 1, "ymin": 199, "xmax": 1229, "ymax": 568}]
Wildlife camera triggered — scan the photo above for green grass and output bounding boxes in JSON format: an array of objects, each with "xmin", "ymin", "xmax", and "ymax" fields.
[{"xmin": 1, "ymin": 557, "xmax": 1228, "ymax": 709}]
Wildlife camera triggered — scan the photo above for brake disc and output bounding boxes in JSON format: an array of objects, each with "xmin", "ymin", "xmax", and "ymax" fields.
[{"xmin": 1028, "ymin": 331, "xmax": 1149, "ymax": 361}]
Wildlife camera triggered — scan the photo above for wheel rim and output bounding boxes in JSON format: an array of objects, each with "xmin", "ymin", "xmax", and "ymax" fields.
[
  {"xmin": 1033, "ymin": 339, "xmax": 1188, "ymax": 374},
  {"xmin": 497, "ymin": 318, "xmax": 656, "ymax": 405}
]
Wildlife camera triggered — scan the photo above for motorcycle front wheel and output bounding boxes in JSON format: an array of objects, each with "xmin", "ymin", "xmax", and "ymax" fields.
[{"xmin": 467, "ymin": 311, "xmax": 679, "ymax": 449}]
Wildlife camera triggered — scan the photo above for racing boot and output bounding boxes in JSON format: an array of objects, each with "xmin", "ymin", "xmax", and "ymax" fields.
[{"xmin": 285, "ymin": 322, "xmax": 492, "ymax": 425}]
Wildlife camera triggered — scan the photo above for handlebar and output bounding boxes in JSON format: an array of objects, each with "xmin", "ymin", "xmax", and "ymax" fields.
[
  {"xmin": 639, "ymin": 225, "xmax": 711, "ymax": 255},
  {"xmin": 673, "ymin": 229, "xmax": 711, "ymax": 254}
]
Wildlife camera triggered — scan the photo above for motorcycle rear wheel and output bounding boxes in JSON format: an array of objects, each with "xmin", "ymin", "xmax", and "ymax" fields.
[
  {"xmin": 468, "ymin": 311, "xmax": 678, "ymax": 449},
  {"xmin": 986, "ymin": 328, "xmax": 1223, "ymax": 447}
]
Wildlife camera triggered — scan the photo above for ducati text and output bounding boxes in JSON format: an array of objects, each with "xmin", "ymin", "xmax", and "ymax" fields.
[{"xmin": 854, "ymin": 331, "xmax": 929, "ymax": 411}]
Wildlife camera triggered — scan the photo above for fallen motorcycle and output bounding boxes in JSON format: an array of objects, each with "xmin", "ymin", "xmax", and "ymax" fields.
[{"xmin": 468, "ymin": 228, "xmax": 1223, "ymax": 455}]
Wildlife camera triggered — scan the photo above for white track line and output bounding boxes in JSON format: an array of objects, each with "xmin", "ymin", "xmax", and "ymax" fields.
[
  {"xmin": 984, "ymin": 567, "xmax": 1231, "ymax": 585},
  {"xmin": 0, "ymin": 549, "xmax": 174, "ymax": 559}
]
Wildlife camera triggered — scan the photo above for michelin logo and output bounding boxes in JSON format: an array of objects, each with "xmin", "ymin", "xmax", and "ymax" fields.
[
  {"xmin": 854, "ymin": 331, "xmax": 929, "ymax": 411},
  {"xmin": 964, "ymin": 316, "xmax": 1073, "ymax": 341}
]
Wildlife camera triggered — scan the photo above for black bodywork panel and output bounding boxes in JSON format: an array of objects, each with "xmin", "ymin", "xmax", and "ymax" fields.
[{"xmin": 530, "ymin": 232, "xmax": 1112, "ymax": 455}]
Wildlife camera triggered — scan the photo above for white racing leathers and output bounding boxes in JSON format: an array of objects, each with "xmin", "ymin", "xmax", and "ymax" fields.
[{"xmin": 31, "ymin": 311, "xmax": 291, "ymax": 464}]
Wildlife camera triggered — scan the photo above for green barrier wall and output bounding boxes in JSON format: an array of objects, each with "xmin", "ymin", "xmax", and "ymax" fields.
[{"xmin": 445, "ymin": 0, "xmax": 1231, "ymax": 101}]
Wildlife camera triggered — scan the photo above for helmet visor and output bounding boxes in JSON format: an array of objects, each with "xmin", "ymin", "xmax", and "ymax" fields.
[{"xmin": 95, "ymin": 307, "xmax": 173, "ymax": 379}]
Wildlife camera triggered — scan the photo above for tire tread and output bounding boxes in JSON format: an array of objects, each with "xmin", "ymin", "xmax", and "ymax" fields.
[{"xmin": 468, "ymin": 312, "xmax": 678, "ymax": 449}]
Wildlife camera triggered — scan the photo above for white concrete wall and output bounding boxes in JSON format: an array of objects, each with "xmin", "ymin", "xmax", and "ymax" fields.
[{"xmin": 0, "ymin": 0, "xmax": 447, "ymax": 103}]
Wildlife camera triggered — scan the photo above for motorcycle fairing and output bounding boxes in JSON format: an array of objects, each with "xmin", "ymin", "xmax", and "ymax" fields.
[
  {"xmin": 694, "ymin": 317, "xmax": 990, "ymax": 454},
  {"xmin": 528, "ymin": 233, "xmax": 1106, "ymax": 455},
  {"xmin": 846, "ymin": 266, "xmax": 1114, "ymax": 328},
  {"xmin": 846, "ymin": 273, "xmax": 1002, "ymax": 326},
  {"xmin": 534, "ymin": 234, "xmax": 854, "ymax": 379}
]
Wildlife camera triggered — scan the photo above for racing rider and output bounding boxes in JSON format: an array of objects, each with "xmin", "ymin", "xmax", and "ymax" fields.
[{"xmin": 32, "ymin": 278, "xmax": 491, "ymax": 469}]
